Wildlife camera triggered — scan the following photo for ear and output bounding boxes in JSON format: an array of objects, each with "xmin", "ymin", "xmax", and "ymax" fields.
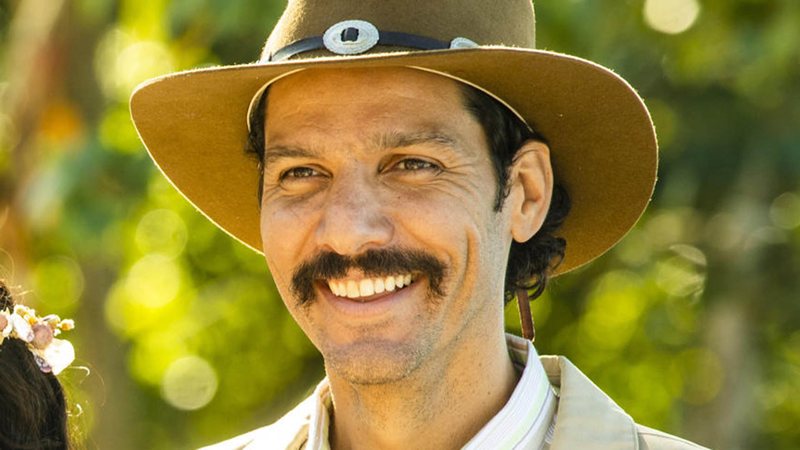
[{"xmin": 508, "ymin": 140, "xmax": 553, "ymax": 243}]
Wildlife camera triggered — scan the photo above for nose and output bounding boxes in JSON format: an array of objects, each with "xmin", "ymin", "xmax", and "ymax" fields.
[{"xmin": 315, "ymin": 173, "xmax": 394, "ymax": 255}]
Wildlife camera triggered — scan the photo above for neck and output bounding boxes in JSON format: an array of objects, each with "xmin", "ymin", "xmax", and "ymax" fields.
[{"xmin": 327, "ymin": 326, "xmax": 518, "ymax": 450}]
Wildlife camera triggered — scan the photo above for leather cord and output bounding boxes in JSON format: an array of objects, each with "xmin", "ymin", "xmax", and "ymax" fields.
[{"xmin": 516, "ymin": 288, "xmax": 535, "ymax": 342}]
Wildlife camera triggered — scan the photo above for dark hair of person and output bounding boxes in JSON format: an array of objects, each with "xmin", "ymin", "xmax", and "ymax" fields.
[
  {"xmin": 0, "ymin": 281, "xmax": 70, "ymax": 450},
  {"xmin": 246, "ymin": 81, "xmax": 570, "ymax": 304},
  {"xmin": 459, "ymin": 86, "xmax": 570, "ymax": 303}
]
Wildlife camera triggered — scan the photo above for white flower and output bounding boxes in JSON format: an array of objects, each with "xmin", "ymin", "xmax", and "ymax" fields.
[
  {"xmin": 40, "ymin": 338, "xmax": 76, "ymax": 376},
  {"xmin": 11, "ymin": 313, "xmax": 34, "ymax": 342}
]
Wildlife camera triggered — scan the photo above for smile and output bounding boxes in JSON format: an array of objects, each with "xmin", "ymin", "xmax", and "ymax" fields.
[{"xmin": 327, "ymin": 274, "xmax": 414, "ymax": 299}]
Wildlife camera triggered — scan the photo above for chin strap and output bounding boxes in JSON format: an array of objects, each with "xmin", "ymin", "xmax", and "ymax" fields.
[{"xmin": 516, "ymin": 288, "xmax": 535, "ymax": 342}]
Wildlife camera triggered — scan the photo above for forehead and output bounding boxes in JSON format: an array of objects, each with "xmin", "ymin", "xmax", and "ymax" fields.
[{"xmin": 263, "ymin": 67, "xmax": 476, "ymax": 143}]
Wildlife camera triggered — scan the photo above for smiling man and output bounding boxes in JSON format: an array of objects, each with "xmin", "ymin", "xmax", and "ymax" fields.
[
  {"xmin": 131, "ymin": 0, "xmax": 707, "ymax": 449},
  {"xmin": 255, "ymin": 68, "xmax": 546, "ymax": 448}
]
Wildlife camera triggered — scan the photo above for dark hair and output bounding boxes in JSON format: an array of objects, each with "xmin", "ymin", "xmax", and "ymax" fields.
[
  {"xmin": 0, "ymin": 281, "xmax": 70, "ymax": 450},
  {"xmin": 246, "ymin": 80, "xmax": 570, "ymax": 303},
  {"xmin": 459, "ymin": 86, "xmax": 570, "ymax": 303}
]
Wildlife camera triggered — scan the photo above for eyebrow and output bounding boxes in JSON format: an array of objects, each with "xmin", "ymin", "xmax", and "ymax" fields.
[
  {"xmin": 377, "ymin": 130, "xmax": 460, "ymax": 151},
  {"xmin": 263, "ymin": 130, "xmax": 462, "ymax": 166},
  {"xmin": 263, "ymin": 146, "xmax": 320, "ymax": 166}
]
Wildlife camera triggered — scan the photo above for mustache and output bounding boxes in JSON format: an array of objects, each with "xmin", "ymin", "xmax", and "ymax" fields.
[{"xmin": 291, "ymin": 248, "xmax": 447, "ymax": 305}]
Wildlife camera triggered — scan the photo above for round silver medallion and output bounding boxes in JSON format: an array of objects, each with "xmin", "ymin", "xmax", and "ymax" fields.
[{"xmin": 323, "ymin": 20, "xmax": 381, "ymax": 55}]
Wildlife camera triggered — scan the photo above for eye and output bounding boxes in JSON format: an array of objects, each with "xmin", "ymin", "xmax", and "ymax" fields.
[
  {"xmin": 392, "ymin": 158, "xmax": 441, "ymax": 173},
  {"xmin": 280, "ymin": 166, "xmax": 321, "ymax": 180}
]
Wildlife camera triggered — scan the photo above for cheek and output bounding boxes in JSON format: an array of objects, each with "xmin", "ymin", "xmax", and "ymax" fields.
[
  {"xmin": 418, "ymin": 193, "xmax": 508, "ymax": 290},
  {"xmin": 261, "ymin": 194, "xmax": 320, "ymax": 244},
  {"xmin": 260, "ymin": 204, "xmax": 315, "ymax": 288},
  {"xmin": 392, "ymin": 187, "xmax": 499, "ymax": 272}
]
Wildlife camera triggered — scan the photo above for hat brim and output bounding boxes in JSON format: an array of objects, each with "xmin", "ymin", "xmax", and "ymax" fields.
[{"xmin": 130, "ymin": 47, "xmax": 657, "ymax": 276}]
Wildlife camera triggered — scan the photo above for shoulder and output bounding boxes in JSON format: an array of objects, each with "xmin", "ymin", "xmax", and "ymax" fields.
[
  {"xmin": 636, "ymin": 425, "xmax": 710, "ymax": 450},
  {"xmin": 540, "ymin": 354, "xmax": 709, "ymax": 450},
  {"xmin": 198, "ymin": 426, "xmax": 272, "ymax": 450},
  {"xmin": 199, "ymin": 423, "xmax": 308, "ymax": 450},
  {"xmin": 198, "ymin": 396, "xmax": 313, "ymax": 450}
]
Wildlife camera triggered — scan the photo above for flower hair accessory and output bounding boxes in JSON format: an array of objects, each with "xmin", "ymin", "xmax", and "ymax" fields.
[{"xmin": 0, "ymin": 304, "xmax": 76, "ymax": 375}]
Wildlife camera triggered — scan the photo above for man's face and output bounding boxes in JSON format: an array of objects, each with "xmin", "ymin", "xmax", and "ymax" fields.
[{"xmin": 259, "ymin": 67, "xmax": 515, "ymax": 384}]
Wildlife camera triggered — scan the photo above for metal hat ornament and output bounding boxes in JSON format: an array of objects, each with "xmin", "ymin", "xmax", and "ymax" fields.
[{"xmin": 130, "ymin": 0, "xmax": 657, "ymax": 275}]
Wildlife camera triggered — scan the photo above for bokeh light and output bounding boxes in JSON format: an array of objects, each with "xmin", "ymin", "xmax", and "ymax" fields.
[
  {"xmin": 98, "ymin": 104, "xmax": 143, "ymax": 154},
  {"xmin": 655, "ymin": 245, "xmax": 706, "ymax": 298},
  {"xmin": 31, "ymin": 255, "xmax": 84, "ymax": 310},
  {"xmin": 644, "ymin": 0, "xmax": 701, "ymax": 35},
  {"xmin": 124, "ymin": 254, "xmax": 182, "ymax": 308},
  {"xmin": 161, "ymin": 355, "xmax": 219, "ymax": 411},
  {"xmin": 770, "ymin": 192, "xmax": 800, "ymax": 230},
  {"xmin": 675, "ymin": 348, "xmax": 724, "ymax": 405},
  {"xmin": 38, "ymin": 99, "xmax": 85, "ymax": 144},
  {"xmin": 125, "ymin": 332, "xmax": 185, "ymax": 385},
  {"xmin": 704, "ymin": 212, "xmax": 746, "ymax": 251},
  {"xmin": 94, "ymin": 28, "xmax": 175, "ymax": 101},
  {"xmin": 580, "ymin": 271, "xmax": 648, "ymax": 351},
  {"xmin": 135, "ymin": 209, "xmax": 188, "ymax": 258}
]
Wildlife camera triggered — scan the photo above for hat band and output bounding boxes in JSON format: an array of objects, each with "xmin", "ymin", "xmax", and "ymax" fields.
[{"xmin": 268, "ymin": 19, "xmax": 478, "ymax": 61}]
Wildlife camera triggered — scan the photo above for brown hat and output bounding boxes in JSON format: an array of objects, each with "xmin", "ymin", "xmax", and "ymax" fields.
[{"xmin": 130, "ymin": 0, "xmax": 657, "ymax": 275}]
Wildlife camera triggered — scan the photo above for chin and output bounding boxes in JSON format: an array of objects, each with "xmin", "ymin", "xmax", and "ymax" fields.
[{"xmin": 323, "ymin": 338, "xmax": 433, "ymax": 385}]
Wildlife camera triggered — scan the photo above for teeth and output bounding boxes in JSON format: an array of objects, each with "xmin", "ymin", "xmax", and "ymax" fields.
[
  {"xmin": 385, "ymin": 276, "xmax": 396, "ymax": 291},
  {"xmin": 327, "ymin": 274, "xmax": 414, "ymax": 299},
  {"xmin": 346, "ymin": 280, "xmax": 359, "ymax": 298},
  {"xmin": 359, "ymin": 279, "xmax": 375, "ymax": 296}
]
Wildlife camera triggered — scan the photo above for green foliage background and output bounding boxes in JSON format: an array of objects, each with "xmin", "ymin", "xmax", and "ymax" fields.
[{"xmin": 1, "ymin": 0, "xmax": 798, "ymax": 449}]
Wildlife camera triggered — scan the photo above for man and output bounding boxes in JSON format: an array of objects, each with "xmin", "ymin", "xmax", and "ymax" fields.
[{"xmin": 131, "ymin": 0, "xmax": 708, "ymax": 448}]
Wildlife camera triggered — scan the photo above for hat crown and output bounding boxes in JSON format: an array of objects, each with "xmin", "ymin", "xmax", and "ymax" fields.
[{"xmin": 261, "ymin": 0, "xmax": 536, "ymax": 61}]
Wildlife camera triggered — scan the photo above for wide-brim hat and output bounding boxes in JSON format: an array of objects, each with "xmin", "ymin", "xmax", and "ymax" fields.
[{"xmin": 130, "ymin": 0, "xmax": 657, "ymax": 276}]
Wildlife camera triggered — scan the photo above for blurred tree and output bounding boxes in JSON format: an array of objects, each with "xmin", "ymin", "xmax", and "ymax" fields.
[{"xmin": 1, "ymin": 0, "xmax": 798, "ymax": 449}]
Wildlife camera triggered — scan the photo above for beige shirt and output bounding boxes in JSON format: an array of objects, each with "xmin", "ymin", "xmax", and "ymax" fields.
[{"xmin": 202, "ymin": 341, "xmax": 708, "ymax": 450}]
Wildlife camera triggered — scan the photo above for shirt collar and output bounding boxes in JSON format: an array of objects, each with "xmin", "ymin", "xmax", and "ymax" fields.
[
  {"xmin": 540, "ymin": 355, "xmax": 639, "ymax": 450},
  {"xmin": 306, "ymin": 380, "xmax": 332, "ymax": 449},
  {"xmin": 462, "ymin": 333, "xmax": 558, "ymax": 449},
  {"xmin": 305, "ymin": 333, "xmax": 557, "ymax": 450}
]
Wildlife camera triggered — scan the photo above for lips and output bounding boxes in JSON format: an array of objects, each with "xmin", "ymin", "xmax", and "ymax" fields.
[{"xmin": 327, "ymin": 274, "xmax": 414, "ymax": 300}]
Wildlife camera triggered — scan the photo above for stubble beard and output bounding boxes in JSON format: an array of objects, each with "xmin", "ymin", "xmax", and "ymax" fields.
[
  {"xmin": 310, "ymin": 292, "xmax": 447, "ymax": 386},
  {"xmin": 322, "ymin": 335, "xmax": 435, "ymax": 385}
]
